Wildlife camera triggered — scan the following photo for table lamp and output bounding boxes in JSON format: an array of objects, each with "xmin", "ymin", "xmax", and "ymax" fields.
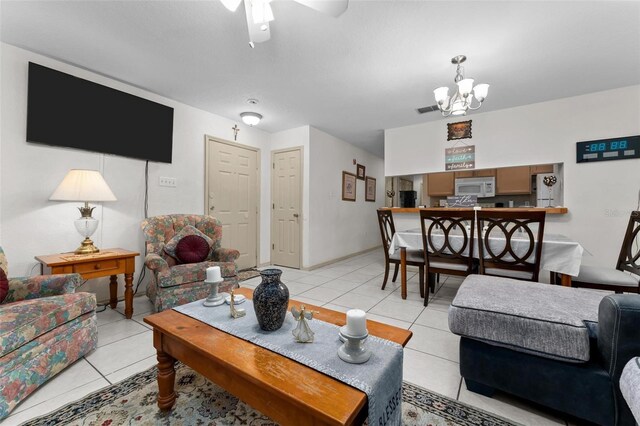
[{"xmin": 49, "ymin": 169, "xmax": 117, "ymax": 254}]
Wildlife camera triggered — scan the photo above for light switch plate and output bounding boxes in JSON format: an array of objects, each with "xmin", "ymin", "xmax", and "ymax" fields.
[{"xmin": 159, "ymin": 177, "xmax": 176, "ymax": 187}]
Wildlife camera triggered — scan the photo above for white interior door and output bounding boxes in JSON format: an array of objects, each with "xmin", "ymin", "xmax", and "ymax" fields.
[
  {"xmin": 206, "ymin": 137, "xmax": 258, "ymax": 270},
  {"xmin": 271, "ymin": 148, "xmax": 302, "ymax": 268}
]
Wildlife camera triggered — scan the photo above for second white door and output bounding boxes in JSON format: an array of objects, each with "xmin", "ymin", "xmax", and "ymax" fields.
[{"xmin": 271, "ymin": 148, "xmax": 302, "ymax": 268}]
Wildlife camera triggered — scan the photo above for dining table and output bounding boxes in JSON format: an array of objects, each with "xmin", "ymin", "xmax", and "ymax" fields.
[{"xmin": 389, "ymin": 227, "xmax": 585, "ymax": 299}]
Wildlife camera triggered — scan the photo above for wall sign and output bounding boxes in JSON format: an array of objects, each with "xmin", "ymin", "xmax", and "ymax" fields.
[
  {"xmin": 447, "ymin": 195, "xmax": 477, "ymax": 207},
  {"xmin": 576, "ymin": 135, "xmax": 639, "ymax": 163},
  {"xmin": 445, "ymin": 145, "xmax": 475, "ymax": 170}
]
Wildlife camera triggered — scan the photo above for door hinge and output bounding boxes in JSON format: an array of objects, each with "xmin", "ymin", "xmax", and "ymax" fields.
[
  {"xmin": 272, "ymin": 243, "xmax": 275, "ymax": 250},
  {"xmin": 272, "ymin": 203, "xmax": 275, "ymax": 209},
  {"xmin": 272, "ymin": 163, "xmax": 275, "ymax": 169}
]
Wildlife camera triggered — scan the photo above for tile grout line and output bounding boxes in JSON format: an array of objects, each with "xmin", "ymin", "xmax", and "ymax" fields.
[
  {"xmin": 404, "ymin": 346, "xmax": 460, "ymax": 366},
  {"xmin": 95, "ymin": 328, "xmax": 150, "ymax": 350},
  {"xmin": 84, "ymin": 356, "xmax": 113, "ymax": 385}
]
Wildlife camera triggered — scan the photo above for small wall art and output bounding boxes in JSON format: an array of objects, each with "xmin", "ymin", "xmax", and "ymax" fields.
[
  {"xmin": 365, "ymin": 177, "xmax": 376, "ymax": 202},
  {"xmin": 447, "ymin": 120, "xmax": 472, "ymax": 141},
  {"xmin": 356, "ymin": 164, "xmax": 366, "ymax": 180},
  {"xmin": 342, "ymin": 171, "xmax": 357, "ymax": 201}
]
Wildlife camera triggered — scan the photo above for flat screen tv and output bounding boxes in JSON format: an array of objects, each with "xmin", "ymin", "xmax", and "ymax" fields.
[{"xmin": 27, "ymin": 62, "xmax": 174, "ymax": 163}]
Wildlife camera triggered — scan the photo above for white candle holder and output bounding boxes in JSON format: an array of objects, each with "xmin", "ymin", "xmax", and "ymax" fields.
[
  {"xmin": 203, "ymin": 279, "xmax": 225, "ymax": 307},
  {"xmin": 338, "ymin": 328, "xmax": 371, "ymax": 364}
]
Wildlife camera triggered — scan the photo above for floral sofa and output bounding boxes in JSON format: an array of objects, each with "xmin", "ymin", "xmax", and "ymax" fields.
[
  {"xmin": 0, "ymin": 247, "xmax": 97, "ymax": 420},
  {"xmin": 141, "ymin": 214, "xmax": 240, "ymax": 312}
]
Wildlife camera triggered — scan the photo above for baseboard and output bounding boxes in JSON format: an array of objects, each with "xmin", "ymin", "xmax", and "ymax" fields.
[
  {"xmin": 261, "ymin": 245, "xmax": 389, "ymax": 271},
  {"xmin": 303, "ymin": 246, "xmax": 381, "ymax": 271}
]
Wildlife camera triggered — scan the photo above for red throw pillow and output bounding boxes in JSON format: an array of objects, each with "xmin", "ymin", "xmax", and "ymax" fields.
[
  {"xmin": 175, "ymin": 235, "xmax": 210, "ymax": 264},
  {"xmin": 0, "ymin": 268, "xmax": 8, "ymax": 303}
]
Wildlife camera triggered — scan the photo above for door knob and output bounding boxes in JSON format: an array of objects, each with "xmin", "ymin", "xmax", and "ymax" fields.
[
  {"xmin": 210, "ymin": 206, "xmax": 215, "ymax": 211},
  {"xmin": 293, "ymin": 213, "xmax": 299, "ymax": 218}
]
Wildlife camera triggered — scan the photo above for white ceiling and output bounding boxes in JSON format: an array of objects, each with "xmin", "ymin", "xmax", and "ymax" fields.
[{"xmin": 2, "ymin": 1, "xmax": 639, "ymax": 157}]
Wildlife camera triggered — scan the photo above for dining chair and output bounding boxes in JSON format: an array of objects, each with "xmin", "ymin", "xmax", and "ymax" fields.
[
  {"xmin": 571, "ymin": 211, "xmax": 640, "ymax": 293},
  {"xmin": 476, "ymin": 210, "xmax": 546, "ymax": 282},
  {"xmin": 376, "ymin": 209, "xmax": 425, "ymax": 297},
  {"xmin": 420, "ymin": 210, "xmax": 476, "ymax": 306}
]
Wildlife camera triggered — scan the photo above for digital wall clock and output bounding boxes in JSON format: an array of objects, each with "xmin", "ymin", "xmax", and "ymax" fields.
[{"xmin": 576, "ymin": 135, "xmax": 639, "ymax": 163}]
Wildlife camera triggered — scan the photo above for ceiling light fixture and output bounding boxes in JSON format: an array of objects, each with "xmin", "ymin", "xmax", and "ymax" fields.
[
  {"xmin": 240, "ymin": 112, "xmax": 262, "ymax": 126},
  {"xmin": 433, "ymin": 55, "xmax": 489, "ymax": 117}
]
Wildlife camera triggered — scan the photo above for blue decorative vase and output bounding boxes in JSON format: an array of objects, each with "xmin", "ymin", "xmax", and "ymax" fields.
[{"xmin": 253, "ymin": 269, "xmax": 289, "ymax": 331}]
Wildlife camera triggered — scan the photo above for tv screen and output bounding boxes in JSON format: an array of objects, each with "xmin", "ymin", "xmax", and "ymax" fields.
[{"xmin": 27, "ymin": 62, "xmax": 174, "ymax": 163}]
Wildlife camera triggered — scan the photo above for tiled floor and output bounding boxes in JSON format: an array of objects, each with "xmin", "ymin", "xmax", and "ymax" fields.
[{"xmin": 6, "ymin": 250, "xmax": 572, "ymax": 425}]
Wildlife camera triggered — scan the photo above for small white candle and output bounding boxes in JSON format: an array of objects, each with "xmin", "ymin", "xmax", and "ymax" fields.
[
  {"xmin": 346, "ymin": 309, "xmax": 367, "ymax": 337},
  {"xmin": 206, "ymin": 266, "xmax": 222, "ymax": 282}
]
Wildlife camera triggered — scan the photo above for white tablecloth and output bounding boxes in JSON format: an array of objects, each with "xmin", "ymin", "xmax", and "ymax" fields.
[{"xmin": 389, "ymin": 228, "xmax": 584, "ymax": 277}]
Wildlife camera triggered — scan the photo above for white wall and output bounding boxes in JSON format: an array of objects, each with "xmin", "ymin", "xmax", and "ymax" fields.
[
  {"xmin": 0, "ymin": 42, "xmax": 386, "ymax": 304},
  {"xmin": 269, "ymin": 126, "xmax": 311, "ymax": 266},
  {"xmin": 385, "ymin": 86, "xmax": 640, "ymax": 268},
  {"xmin": 0, "ymin": 43, "xmax": 271, "ymax": 302},
  {"xmin": 308, "ymin": 127, "xmax": 385, "ymax": 267}
]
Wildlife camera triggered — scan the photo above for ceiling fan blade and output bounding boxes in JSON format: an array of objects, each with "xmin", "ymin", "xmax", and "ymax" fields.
[
  {"xmin": 220, "ymin": 0, "xmax": 242, "ymax": 12},
  {"xmin": 243, "ymin": 0, "xmax": 271, "ymax": 46},
  {"xmin": 294, "ymin": 0, "xmax": 349, "ymax": 17},
  {"xmin": 416, "ymin": 105, "xmax": 439, "ymax": 114}
]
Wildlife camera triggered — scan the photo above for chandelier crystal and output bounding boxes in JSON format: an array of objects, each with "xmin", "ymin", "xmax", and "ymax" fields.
[{"xmin": 433, "ymin": 55, "xmax": 489, "ymax": 117}]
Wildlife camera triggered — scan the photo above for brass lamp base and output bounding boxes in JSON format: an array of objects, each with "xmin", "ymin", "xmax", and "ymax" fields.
[{"xmin": 75, "ymin": 238, "xmax": 100, "ymax": 255}]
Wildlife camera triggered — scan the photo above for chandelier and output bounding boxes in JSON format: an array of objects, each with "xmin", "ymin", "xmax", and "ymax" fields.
[{"xmin": 433, "ymin": 55, "xmax": 489, "ymax": 117}]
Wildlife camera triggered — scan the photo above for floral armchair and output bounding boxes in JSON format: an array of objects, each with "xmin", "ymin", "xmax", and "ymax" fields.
[
  {"xmin": 0, "ymin": 247, "xmax": 97, "ymax": 420},
  {"xmin": 141, "ymin": 214, "xmax": 240, "ymax": 312}
]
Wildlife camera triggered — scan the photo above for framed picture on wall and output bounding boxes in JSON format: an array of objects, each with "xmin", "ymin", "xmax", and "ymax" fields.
[
  {"xmin": 356, "ymin": 164, "xmax": 366, "ymax": 180},
  {"xmin": 342, "ymin": 171, "xmax": 357, "ymax": 201},
  {"xmin": 447, "ymin": 120, "xmax": 472, "ymax": 141},
  {"xmin": 365, "ymin": 177, "xmax": 376, "ymax": 202}
]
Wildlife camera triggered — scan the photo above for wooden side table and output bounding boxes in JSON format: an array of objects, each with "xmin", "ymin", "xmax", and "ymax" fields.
[{"xmin": 35, "ymin": 248, "xmax": 140, "ymax": 319}]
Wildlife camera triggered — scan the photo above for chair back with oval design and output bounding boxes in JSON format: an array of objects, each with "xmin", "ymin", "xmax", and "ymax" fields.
[
  {"xmin": 420, "ymin": 209, "xmax": 476, "ymax": 274},
  {"xmin": 617, "ymin": 211, "xmax": 640, "ymax": 277},
  {"xmin": 476, "ymin": 210, "xmax": 546, "ymax": 282},
  {"xmin": 377, "ymin": 209, "xmax": 396, "ymax": 260}
]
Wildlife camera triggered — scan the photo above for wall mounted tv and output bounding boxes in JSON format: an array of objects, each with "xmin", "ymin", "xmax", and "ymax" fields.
[{"xmin": 27, "ymin": 62, "xmax": 174, "ymax": 163}]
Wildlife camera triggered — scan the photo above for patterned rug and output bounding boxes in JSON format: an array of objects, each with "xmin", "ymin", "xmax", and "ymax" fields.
[
  {"xmin": 22, "ymin": 363, "xmax": 518, "ymax": 426},
  {"xmin": 237, "ymin": 268, "xmax": 261, "ymax": 282}
]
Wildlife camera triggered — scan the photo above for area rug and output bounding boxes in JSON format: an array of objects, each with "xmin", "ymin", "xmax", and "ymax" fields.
[
  {"xmin": 237, "ymin": 268, "xmax": 261, "ymax": 282},
  {"xmin": 22, "ymin": 363, "xmax": 518, "ymax": 426}
]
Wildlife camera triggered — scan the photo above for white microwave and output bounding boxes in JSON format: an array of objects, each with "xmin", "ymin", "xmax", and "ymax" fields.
[{"xmin": 455, "ymin": 177, "xmax": 495, "ymax": 198}]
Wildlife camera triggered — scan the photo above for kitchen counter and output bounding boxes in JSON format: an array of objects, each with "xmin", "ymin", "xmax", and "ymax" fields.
[{"xmin": 380, "ymin": 207, "xmax": 569, "ymax": 215}]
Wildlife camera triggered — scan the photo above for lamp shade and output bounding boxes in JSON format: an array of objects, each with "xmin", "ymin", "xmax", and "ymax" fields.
[
  {"xmin": 457, "ymin": 78, "xmax": 474, "ymax": 96},
  {"xmin": 473, "ymin": 83, "xmax": 489, "ymax": 101},
  {"xmin": 50, "ymin": 169, "xmax": 117, "ymax": 202},
  {"xmin": 433, "ymin": 87, "xmax": 449, "ymax": 103}
]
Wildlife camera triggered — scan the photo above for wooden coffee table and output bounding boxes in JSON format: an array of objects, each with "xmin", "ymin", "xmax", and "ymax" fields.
[{"xmin": 144, "ymin": 287, "xmax": 412, "ymax": 425}]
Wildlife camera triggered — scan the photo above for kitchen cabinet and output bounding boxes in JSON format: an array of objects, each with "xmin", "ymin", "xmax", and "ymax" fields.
[
  {"xmin": 427, "ymin": 172, "xmax": 455, "ymax": 196},
  {"xmin": 454, "ymin": 169, "xmax": 496, "ymax": 178},
  {"xmin": 454, "ymin": 170, "xmax": 474, "ymax": 178},
  {"xmin": 474, "ymin": 168, "xmax": 496, "ymax": 177},
  {"xmin": 530, "ymin": 164, "xmax": 554, "ymax": 174},
  {"xmin": 496, "ymin": 166, "xmax": 531, "ymax": 194}
]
